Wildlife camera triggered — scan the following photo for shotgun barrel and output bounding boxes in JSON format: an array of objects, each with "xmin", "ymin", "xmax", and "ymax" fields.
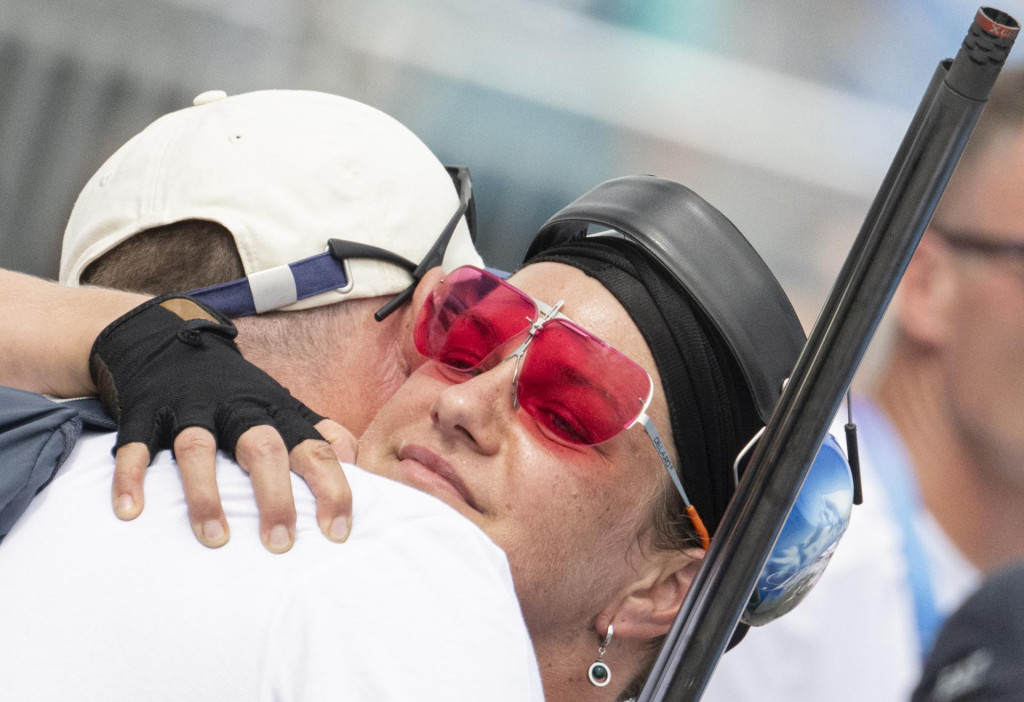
[{"xmin": 639, "ymin": 7, "xmax": 1019, "ymax": 701}]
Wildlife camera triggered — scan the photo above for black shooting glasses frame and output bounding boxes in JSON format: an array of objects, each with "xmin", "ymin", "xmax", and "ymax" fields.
[
  {"xmin": 188, "ymin": 166, "xmax": 476, "ymax": 319},
  {"xmin": 353, "ymin": 165, "xmax": 477, "ymax": 321}
]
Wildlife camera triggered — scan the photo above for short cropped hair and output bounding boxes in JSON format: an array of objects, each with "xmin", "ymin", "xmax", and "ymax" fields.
[
  {"xmin": 78, "ymin": 218, "xmax": 379, "ymax": 368},
  {"xmin": 80, "ymin": 220, "xmax": 245, "ymax": 295}
]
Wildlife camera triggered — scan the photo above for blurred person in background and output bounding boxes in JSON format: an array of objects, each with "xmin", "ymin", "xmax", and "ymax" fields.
[
  {"xmin": 703, "ymin": 67, "xmax": 1024, "ymax": 702},
  {"xmin": 912, "ymin": 562, "xmax": 1024, "ymax": 702}
]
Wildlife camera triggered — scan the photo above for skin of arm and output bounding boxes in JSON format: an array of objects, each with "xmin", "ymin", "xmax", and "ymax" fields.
[
  {"xmin": 0, "ymin": 267, "xmax": 355, "ymax": 552},
  {"xmin": 0, "ymin": 269, "xmax": 147, "ymax": 397}
]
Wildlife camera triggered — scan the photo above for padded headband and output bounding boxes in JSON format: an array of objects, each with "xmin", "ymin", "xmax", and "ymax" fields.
[{"xmin": 526, "ymin": 175, "xmax": 806, "ymax": 423}]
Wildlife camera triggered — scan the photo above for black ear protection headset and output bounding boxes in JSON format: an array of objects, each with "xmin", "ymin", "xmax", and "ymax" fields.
[{"xmin": 526, "ymin": 175, "xmax": 855, "ymax": 627}]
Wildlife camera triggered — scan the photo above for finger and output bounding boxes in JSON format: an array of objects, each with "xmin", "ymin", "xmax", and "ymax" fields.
[
  {"xmin": 173, "ymin": 426, "xmax": 230, "ymax": 549},
  {"xmin": 234, "ymin": 425, "xmax": 296, "ymax": 554},
  {"xmin": 112, "ymin": 442, "xmax": 150, "ymax": 520},
  {"xmin": 291, "ymin": 429, "xmax": 354, "ymax": 543},
  {"xmin": 314, "ymin": 419, "xmax": 358, "ymax": 463}
]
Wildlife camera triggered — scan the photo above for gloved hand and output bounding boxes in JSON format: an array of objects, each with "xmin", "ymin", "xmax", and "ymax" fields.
[
  {"xmin": 90, "ymin": 294, "xmax": 355, "ymax": 553},
  {"xmin": 90, "ymin": 294, "xmax": 324, "ymax": 457}
]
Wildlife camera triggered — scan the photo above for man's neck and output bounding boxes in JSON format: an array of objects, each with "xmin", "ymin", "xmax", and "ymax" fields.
[
  {"xmin": 873, "ymin": 353, "xmax": 1024, "ymax": 572},
  {"xmin": 234, "ymin": 309, "xmax": 410, "ymax": 437}
]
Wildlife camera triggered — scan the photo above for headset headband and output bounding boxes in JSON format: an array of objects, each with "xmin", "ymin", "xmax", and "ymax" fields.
[{"xmin": 526, "ymin": 175, "xmax": 805, "ymax": 423}]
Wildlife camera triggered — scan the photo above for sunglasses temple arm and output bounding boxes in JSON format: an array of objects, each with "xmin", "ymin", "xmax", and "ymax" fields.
[
  {"xmin": 640, "ymin": 416, "xmax": 711, "ymax": 550},
  {"xmin": 374, "ymin": 173, "xmax": 474, "ymax": 322}
]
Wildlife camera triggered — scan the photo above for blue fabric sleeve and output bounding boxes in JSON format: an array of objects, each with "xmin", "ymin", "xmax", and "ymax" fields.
[{"xmin": 0, "ymin": 386, "xmax": 112, "ymax": 538}]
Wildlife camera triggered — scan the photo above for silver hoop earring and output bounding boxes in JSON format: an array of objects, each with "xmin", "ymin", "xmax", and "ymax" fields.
[{"xmin": 587, "ymin": 624, "xmax": 614, "ymax": 687}]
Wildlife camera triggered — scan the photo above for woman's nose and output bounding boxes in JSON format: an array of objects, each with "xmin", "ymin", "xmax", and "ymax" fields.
[{"xmin": 430, "ymin": 358, "xmax": 519, "ymax": 455}]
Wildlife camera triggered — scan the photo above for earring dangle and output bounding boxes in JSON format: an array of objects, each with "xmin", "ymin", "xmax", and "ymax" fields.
[{"xmin": 587, "ymin": 624, "xmax": 613, "ymax": 687}]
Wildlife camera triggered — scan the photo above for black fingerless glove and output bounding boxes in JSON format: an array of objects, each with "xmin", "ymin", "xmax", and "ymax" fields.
[{"xmin": 89, "ymin": 295, "xmax": 324, "ymax": 461}]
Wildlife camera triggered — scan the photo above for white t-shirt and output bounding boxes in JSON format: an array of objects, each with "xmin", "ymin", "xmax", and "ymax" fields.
[
  {"xmin": 702, "ymin": 398, "xmax": 978, "ymax": 702},
  {"xmin": 0, "ymin": 431, "xmax": 544, "ymax": 702}
]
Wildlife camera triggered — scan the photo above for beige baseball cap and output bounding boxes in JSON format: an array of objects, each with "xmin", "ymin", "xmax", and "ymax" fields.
[{"xmin": 60, "ymin": 89, "xmax": 482, "ymax": 312}]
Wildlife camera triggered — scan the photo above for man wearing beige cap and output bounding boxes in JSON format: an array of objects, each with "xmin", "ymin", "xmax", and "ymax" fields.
[
  {"xmin": 0, "ymin": 90, "xmax": 543, "ymax": 700},
  {"xmin": 5, "ymin": 87, "xmax": 483, "ymax": 552}
]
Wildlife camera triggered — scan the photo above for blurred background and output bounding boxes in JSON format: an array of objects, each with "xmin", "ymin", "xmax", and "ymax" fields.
[{"xmin": 1, "ymin": 0, "xmax": 1021, "ymax": 325}]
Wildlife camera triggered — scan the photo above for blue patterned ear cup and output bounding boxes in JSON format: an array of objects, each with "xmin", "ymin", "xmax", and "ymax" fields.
[{"xmin": 587, "ymin": 625, "xmax": 614, "ymax": 687}]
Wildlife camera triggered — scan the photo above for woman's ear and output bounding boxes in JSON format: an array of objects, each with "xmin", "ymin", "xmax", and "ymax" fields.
[{"xmin": 597, "ymin": 548, "xmax": 704, "ymax": 641}]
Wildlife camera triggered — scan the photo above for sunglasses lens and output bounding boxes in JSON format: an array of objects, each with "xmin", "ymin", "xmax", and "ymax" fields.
[
  {"xmin": 414, "ymin": 267, "xmax": 537, "ymax": 371},
  {"xmin": 517, "ymin": 320, "xmax": 651, "ymax": 445},
  {"xmin": 415, "ymin": 268, "xmax": 653, "ymax": 447}
]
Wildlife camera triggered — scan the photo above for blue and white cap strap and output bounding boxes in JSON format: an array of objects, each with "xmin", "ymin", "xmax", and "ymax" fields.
[{"xmin": 187, "ymin": 250, "xmax": 352, "ymax": 317}]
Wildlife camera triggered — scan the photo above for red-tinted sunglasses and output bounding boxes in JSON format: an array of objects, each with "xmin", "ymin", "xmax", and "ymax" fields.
[{"xmin": 414, "ymin": 265, "xmax": 710, "ymax": 549}]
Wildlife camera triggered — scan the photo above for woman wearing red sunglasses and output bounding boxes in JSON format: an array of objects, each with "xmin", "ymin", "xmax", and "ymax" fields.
[
  {"xmin": 354, "ymin": 234, "xmax": 769, "ymax": 699},
  {"xmin": 356, "ymin": 170, "xmax": 811, "ymax": 699}
]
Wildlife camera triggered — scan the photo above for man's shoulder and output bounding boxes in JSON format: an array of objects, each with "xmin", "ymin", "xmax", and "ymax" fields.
[{"xmin": 260, "ymin": 469, "xmax": 540, "ymax": 701}]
